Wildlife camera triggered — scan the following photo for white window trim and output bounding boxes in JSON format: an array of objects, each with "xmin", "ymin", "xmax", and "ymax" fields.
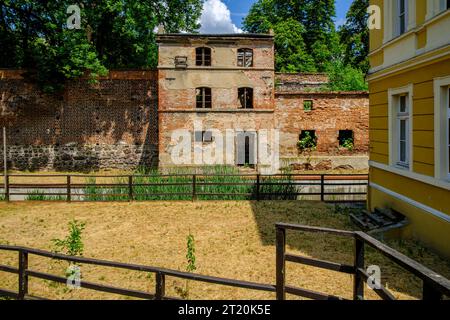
[
  {"xmin": 434, "ymin": 76, "xmax": 450, "ymax": 182},
  {"xmin": 388, "ymin": 84, "xmax": 414, "ymax": 171},
  {"xmin": 426, "ymin": 0, "xmax": 449, "ymax": 21},
  {"xmin": 397, "ymin": 0, "xmax": 408, "ymax": 35},
  {"xmin": 384, "ymin": 0, "xmax": 416, "ymax": 42}
]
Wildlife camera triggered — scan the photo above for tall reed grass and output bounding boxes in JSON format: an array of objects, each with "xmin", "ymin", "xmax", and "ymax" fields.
[
  {"xmin": 25, "ymin": 190, "xmax": 66, "ymax": 201},
  {"xmin": 82, "ymin": 166, "xmax": 298, "ymax": 201}
]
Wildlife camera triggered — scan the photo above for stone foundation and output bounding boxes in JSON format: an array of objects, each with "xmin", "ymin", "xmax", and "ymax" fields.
[
  {"xmin": 280, "ymin": 155, "xmax": 369, "ymax": 171},
  {"xmin": 0, "ymin": 144, "xmax": 158, "ymax": 172}
]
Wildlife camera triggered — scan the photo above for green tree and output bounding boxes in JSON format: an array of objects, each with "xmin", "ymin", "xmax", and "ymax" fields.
[
  {"xmin": 273, "ymin": 19, "xmax": 316, "ymax": 73},
  {"xmin": 243, "ymin": 0, "xmax": 336, "ymax": 72},
  {"xmin": 243, "ymin": 0, "xmax": 368, "ymax": 91},
  {"xmin": 302, "ymin": 0, "xmax": 336, "ymax": 50},
  {"xmin": 325, "ymin": 60, "xmax": 368, "ymax": 91},
  {"xmin": 0, "ymin": 0, "xmax": 203, "ymax": 91},
  {"xmin": 339, "ymin": 0, "xmax": 370, "ymax": 74}
]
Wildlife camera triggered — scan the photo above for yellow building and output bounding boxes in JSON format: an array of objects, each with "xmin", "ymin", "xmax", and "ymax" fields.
[{"xmin": 368, "ymin": 0, "xmax": 450, "ymax": 257}]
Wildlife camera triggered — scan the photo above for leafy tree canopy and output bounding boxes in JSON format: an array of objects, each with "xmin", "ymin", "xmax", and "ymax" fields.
[
  {"xmin": 0, "ymin": 0, "xmax": 203, "ymax": 91},
  {"xmin": 243, "ymin": 0, "xmax": 368, "ymax": 91},
  {"xmin": 272, "ymin": 19, "xmax": 316, "ymax": 73},
  {"xmin": 339, "ymin": 0, "xmax": 370, "ymax": 74}
]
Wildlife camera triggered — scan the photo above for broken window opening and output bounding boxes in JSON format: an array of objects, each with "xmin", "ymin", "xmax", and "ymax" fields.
[
  {"xmin": 238, "ymin": 87, "xmax": 253, "ymax": 109},
  {"xmin": 196, "ymin": 47, "xmax": 211, "ymax": 66},
  {"xmin": 196, "ymin": 87, "xmax": 212, "ymax": 109},
  {"xmin": 237, "ymin": 48, "xmax": 253, "ymax": 67},
  {"xmin": 303, "ymin": 100, "xmax": 313, "ymax": 111},
  {"xmin": 338, "ymin": 130, "xmax": 354, "ymax": 150},
  {"xmin": 298, "ymin": 130, "xmax": 317, "ymax": 151}
]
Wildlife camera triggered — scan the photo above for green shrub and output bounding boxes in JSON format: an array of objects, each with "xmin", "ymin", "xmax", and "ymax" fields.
[
  {"xmin": 297, "ymin": 131, "xmax": 317, "ymax": 151},
  {"xmin": 52, "ymin": 220, "xmax": 86, "ymax": 256},
  {"xmin": 341, "ymin": 137, "xmax": 354, "ymax": 151}
]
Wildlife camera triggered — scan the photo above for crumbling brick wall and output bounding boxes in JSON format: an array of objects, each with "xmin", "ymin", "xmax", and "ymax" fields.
[
  {"xmin": 0, "ymin": 66, "xmax": 369, "ymax": 172},
  {"xmin": 275, "ymin": 91, "xmax": 369, "ymax": 158},
  {"xmin": 0, "ymin": 70, "xmax": 158, "ymax": 171},
  {"xmin": 275, "ymin": 73, "xmax": 329, "ymax": 92}
]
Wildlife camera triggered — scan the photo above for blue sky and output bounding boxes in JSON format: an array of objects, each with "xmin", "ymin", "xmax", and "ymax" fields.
[{"xmin": 199, "ymin": 0, "xmax": 353, "ymax": 33}]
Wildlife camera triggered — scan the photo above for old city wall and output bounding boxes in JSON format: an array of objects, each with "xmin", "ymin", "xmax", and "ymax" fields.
[
  {"xmin": 0, "ymin": 70, "xmax": 158, "ymax": 171},
  {"xmin": 0, "ymin": 68, "xmax": 369, "ymax": 172},
  {"xmin": 275, "ymin": 91, "xmax": 369, "ymax": 164}
]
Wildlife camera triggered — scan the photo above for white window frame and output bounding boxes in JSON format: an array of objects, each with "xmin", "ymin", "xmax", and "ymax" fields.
[
  {"xmin": 434, "ymin": 76, "xmax": 450, "ymax": 182},
  {"xmin": 398, "ymin": 0, "xmax": 407, "ymax": 35},
  {"xmin": 427, "ymin": 0, "xmax": 449, "ymax": 20},
  {"xmin": 398, "ymin": 96, "xmax": 410, "ymax": 166},
  {"xmin": 384, "ymin": 0, "xmax": 416, "ymax": 42},
  {"xmin": 388, "ymin": 84, "xmax": 414, "ymax": 171}
]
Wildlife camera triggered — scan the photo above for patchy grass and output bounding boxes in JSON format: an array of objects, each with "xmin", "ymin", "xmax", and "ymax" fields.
[{"xmin": 0, "ymin": 201, "xmax": 448, "ymax": 300}]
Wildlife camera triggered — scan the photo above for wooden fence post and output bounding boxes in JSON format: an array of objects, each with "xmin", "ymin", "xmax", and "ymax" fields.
[
  {"xmin": 66, "ymin": 175, "xmax": 71, "ymax": 202},
  {"xmin": 320, "ymin": 174, "xmax": 325, "ymax": 202},
  {"xmin": 5, "ymin": 174, "xmax": 9, "ymax": 202},
  {"xmin": 423, "ymin": 282, "xmax": 442, "ymax": 300},
  {"xmin": 155, "ymin": 272, "xmax": 165, "ymax": 300},
  {"xmin": 128, "ymin": 176, "xmax": 133, "ymax": 202},
  {"xmin": 192, "ymin": 174, "xmax": 197, "ymax": 201},
  {"xmin": 276, "ymin": 225, "xmax": 286, "ymax": 300},
  {"xmin": 18, "ymin": 250, "xmax": 28, "ymax": 300},
  {"xmin": 256, "ymin": 174, "xmax": 260, "ymax": 201},
  {"xmin": 353, "ymin": 236, "xmax": 365, "ymax": 300}
]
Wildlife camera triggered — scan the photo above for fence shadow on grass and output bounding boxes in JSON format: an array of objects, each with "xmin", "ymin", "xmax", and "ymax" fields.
[{"xmin": 249, "ymin": 201, "xmax": 450, "ymax": 300}]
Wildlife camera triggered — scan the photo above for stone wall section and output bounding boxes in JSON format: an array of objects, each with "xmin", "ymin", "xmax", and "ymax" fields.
[
  {"xmin": 0, "ymin": 67, "xmax": 369, "ymax": 172},
  {"xmin": 0, "ymin": 70, "xmax": 158, "ymax": 171},
  {"xmin": 275, "ymin": 92, "xmax": 369, "ymax": 158}
]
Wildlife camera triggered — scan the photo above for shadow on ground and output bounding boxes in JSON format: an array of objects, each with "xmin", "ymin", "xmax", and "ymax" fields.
[{"xmin": 249, "ymin": 200, "xmax": 450, "ymax": 300}]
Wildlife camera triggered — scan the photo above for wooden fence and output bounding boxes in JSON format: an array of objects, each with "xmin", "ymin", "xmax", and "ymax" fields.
[
  {"xmin": 0, "ymin": 173, "xmax": 368, "ymax": 202},
  {"xmin": 275, "ymin": 223, "xmax": 450, "ymax": 300},
  {"xmin": 0, "ymin": 223, "xmax": 449, "ymax": 300}
]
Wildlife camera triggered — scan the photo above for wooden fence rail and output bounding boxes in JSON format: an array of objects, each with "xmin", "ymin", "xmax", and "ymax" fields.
[
  {"xmin": 1, "ymin": 223, "xmax": 449, "ymax": 300},
  {"xmin": 0, "ymin": 173, "xmax": 368, "ymax": 202},
  {"xmin": 0, "ymin": 244, "xmax": 276, "ymax": 300},
  {"xmin": 275, "ymin": 223, "xmax": 450, "ymax": 300}
]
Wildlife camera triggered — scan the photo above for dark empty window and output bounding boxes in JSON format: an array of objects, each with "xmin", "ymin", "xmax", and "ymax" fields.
[
  {"xmin": 339, "ymin": 130, "xmax": 354, "ymax": 149},
  {"xmin": 298, "ymin": 130, "xmax": 317, "ymax": 150},
  {"xmin": 237, "ymin": 48, "xmax": 253, "ymax": 67},
  {"xmin": 448, "ymin": 0, "xmax": 450, "ymax": 10},
  {"xmin": 194, "ymin": 131, "xmax": 214, "ymax": 143},
  {"xmin": 196, "ymin": 47, "xmax": 211, "ymax": 66},
  {"xmin": 196, "ymin": 87, "xmax": 212, "ymax": 109},
  {"xmin": 238, "ymin": 88, "xmax": 253, "ymax": 109},
  {"xmin": 303, "ymin": 100, "xmax": 313, "ymax": 111}
]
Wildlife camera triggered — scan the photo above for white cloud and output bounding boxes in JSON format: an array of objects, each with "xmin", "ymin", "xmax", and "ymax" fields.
[{"xmin": 199, "ymin": 0, "xmax": 243, "ymax": 34}]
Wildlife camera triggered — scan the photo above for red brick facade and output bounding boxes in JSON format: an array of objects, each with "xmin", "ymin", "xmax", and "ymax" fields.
[
  {"xmin": 275, "ymin": 92, "xmax": 369, "ymax": 157},
  {"xmin": 0, "ymin": 34, "xmax": 369, "ymax": 172},
  {"xmin": 0, "ymin": 70, "xmax": 158, "ymax": 171}
]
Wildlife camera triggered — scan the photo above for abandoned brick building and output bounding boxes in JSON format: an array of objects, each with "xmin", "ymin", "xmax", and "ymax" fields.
[{"xmin": 0, "ymin": 33, "xmax": 368, "ymax": 172}]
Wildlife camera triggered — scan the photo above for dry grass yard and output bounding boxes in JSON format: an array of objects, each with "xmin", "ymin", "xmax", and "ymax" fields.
[{"xmin": 0, "ymin": 201, "xmax": 448, "ymax": 300}]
